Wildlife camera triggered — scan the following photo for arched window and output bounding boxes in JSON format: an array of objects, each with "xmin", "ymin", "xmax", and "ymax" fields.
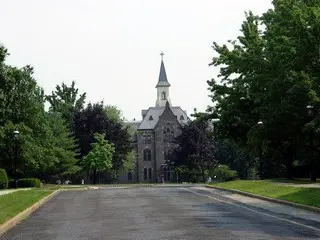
[
  {"xmin": 180, "ymin": 115, "xmax": 185, "ymax": 120},
  {"xmin": 170, "ymin": 131, "xmax": 175, "ymax": 143},
  {"xmin": 163, "ymin": 128, "xmax": 175, "ymax": 143},
  {"xmin": 161, "ymin": 91, "xmax": 166, "ymax": 100},
  {"xmin": 143, "ymin": 149, "xmax": 151, "ymax": 161},
  {"xmin": 149, "ymin": 115, "xmax": 153, "ymax": 120}
]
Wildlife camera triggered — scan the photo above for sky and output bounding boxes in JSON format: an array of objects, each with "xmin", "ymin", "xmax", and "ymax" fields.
[{"xmin": 0, "ymin": 0, "xmax": 272, "ymax": 121}]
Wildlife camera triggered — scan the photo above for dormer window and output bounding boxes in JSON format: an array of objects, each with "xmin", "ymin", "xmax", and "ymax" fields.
[
  {"xmin": 149, "ymin": 115, "xmax": 153, "ymax": 120},
  {"xmin": 161, "ymin": 91, "xmax": 166, "ymax": 100},
  {"xmin": 180, "ymin": 115, "xmax": 185, "ymax": 120}
]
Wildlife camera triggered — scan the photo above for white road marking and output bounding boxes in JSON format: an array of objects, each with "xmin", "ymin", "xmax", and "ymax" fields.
[{"xmin": 183, "ymin": 188, "xmax": 320, "ymax": 233}]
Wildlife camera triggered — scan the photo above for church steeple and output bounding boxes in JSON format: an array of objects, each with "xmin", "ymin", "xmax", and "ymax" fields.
[
  {"xmin": 156, "ymin": 52, "xmax": 170, "ymax": 87},
  {"xmin": 155, "ymin": 52, "xmax": 171, "ymax": 107}
]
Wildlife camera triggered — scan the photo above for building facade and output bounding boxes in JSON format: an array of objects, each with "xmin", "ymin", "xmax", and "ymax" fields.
[{"xmin": 120, "ymin": 55, "xmax": 189, "ymax": 183}]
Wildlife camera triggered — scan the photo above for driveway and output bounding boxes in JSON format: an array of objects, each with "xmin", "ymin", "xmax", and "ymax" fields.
[{"xmin": 2, "ymin": 186, "xmax": 320, "ymax": 240}]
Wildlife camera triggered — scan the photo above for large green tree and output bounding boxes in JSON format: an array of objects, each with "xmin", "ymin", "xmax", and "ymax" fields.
[
  {"xmin": 45, "ymin": 81, "xmax": 86, "ymax": 125},
  {"xmin": 73, "ymin": 102, "xmax": 132, "ymax": 174},
  {"xmin": 0, "ymin": 45, "xmax": 78, "ymax": 181},
  {"xmin": 104, "ymin": 105, "xmax": 124, "ymax": 123},
  {"xmin": 171, "ymin": 120, "xmax": 217, "ymax": 182},
  {"xmin": 204, "ymin": 0, "xmax": 320, "ymax": 180},
  {"xmin": 81, "ymin": 133, "xmax": 114, "ymax": 184}
]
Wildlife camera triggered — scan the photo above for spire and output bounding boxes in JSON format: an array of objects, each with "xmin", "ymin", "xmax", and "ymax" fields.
[{"xmin": 156, "ymin": 52, "xmax": 170, "ymax": 87}]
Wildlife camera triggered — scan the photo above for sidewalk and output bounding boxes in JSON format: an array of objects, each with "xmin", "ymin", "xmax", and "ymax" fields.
[
  {"xmin": 0, "ymin": 188, "xmax": 31, "ymax": 196},
  {"xmin": 274, "ymin": 182, "xmax": 320, "ymax": 188},
  {"xmin": 193, "ymin": 186, "xmax": 320, "ymax": 225}
]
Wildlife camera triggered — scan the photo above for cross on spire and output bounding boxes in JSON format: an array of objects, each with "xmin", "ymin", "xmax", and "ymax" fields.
[{"xmin": 160, "ymin": 51, "xmax": 164, "ymax": 61}]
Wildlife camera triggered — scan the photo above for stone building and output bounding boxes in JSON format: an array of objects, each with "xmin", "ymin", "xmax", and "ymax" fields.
[{"xmin": 119, "ymin": 54, "xmax": 189, "ymax": 183}]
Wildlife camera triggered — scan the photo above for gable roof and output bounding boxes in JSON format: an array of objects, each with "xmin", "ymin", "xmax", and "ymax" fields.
[{"xmin": 138, "ymin": 106, "xmax": 189, "ymax": 130}]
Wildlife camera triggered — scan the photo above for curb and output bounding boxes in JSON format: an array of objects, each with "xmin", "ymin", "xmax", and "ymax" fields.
[
  {"xmin": 205, "ymin": 185, "xmax": 320, "ymax": 214},
  {"xmin": 0, "ymin": 190, "xmax": 61, "ymax": 236}
]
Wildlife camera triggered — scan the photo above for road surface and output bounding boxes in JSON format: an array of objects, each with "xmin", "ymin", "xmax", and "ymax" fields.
[{"xmin": 2, "ymin": 186, "xmax": 320, "ymax": 239}]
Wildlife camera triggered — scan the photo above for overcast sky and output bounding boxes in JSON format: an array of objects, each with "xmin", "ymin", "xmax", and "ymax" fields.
[{"xmin": 0, "ymin": 0, "xmax": 272, "ymax": 120}]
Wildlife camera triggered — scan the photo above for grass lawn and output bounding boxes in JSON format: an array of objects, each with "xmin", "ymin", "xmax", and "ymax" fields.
[
  {"xmin": 210, "ymin": 180, "xmax": 320, "ymax": 208},
  {"xmin": 0, "ymin": 190, "xmax": 53, "ymax": 224}
]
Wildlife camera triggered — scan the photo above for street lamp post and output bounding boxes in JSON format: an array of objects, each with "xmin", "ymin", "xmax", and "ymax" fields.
[
  {"xmin": 306, "ymin": 105, "xmax": 316, "ymax": 182},
  {"xmin": 13, "ymin": 130, "xmax": 20, "ymax": 189},
  {"xmin": 257, "ymin": 121, "xmax": 264, "ymax": 180}
]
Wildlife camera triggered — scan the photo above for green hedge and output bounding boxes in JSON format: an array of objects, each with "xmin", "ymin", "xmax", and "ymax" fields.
[
  {"xmin": 0, "ymin": 169, "xmax": 8, "ymax": 189},
  {"xmin": 213, "ymin": 165, "xmax": 238, "ymax": 182},
  {"xmin": 8, "ymin": 179, "xmax": 16, "ymax": 189},
  {"xmin": 17, "ymin": 178, "xmax": 41, "ymax": 188}
]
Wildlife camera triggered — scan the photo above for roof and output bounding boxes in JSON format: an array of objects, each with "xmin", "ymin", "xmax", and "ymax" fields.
[
  {"xmin": 156, "ymin": 60, "xmax": 170, "ymax": 87},
  {"xmin": 138, "ymin": 106, "xmax": 189, "ymax": 130}
]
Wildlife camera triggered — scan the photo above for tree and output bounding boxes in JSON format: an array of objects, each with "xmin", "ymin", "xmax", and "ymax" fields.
[
  {"xmin": 45, "ymin": 81, "xmax": 86, "ymax": 125},
  {"xmin": 204, "ymin": 1, "xmax": 320, "ymax": 180},
  {"xmin": 41, "ymin": 112, "xmax": 79, "ymax": 180},
  {"xmin": 123, "ymin": 149, "xmax": 137, "ymax": 172},
  {"xmin": 104, "ymin": 105, "xmax": 124, "ymax": 123},
  {"xmin": 73, "ymin": 102, "xmax": 132, "ymax": 173},
  {"xmin": 0, "ymin": 45, "xmax": 79, "ymax": 182},
  {"xmin": 172, "ymin": 120, "xmax": 217, "ymax": 182},
  {"xmin": 81, "ymin": 133, "xmax": 114, "ymax": 184}
]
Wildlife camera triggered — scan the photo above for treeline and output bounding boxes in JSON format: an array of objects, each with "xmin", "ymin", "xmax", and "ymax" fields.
[
  {"xmin": 0, "ymin": 46, "xmax": 135, "ymax": 184},
  {"xmin": 171, "ymin": 0, "xmax": 320, "ymax": 182},
  {"xmin": 194, "ymin": 0, "xmax": 320, "ymax": 180}
]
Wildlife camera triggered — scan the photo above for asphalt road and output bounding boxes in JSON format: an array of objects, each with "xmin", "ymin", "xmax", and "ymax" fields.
[{"xmin": 2, "ymin": 187, "xmax": 320, "ymax": 240}]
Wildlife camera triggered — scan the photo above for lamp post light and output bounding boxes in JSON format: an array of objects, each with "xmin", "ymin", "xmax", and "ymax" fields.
[
  {"xmin": 306, "ymin": 105, "xmax": 316, "ymax": 182},
  {"xmin": 13, "ymin": 130, "xmax": 20, "ymax": 189},
  {"xmin": 257, "ymin": 121, "xmax": 264, "ymax": 180},
  {"xmin": 306, "ymin": 105, "xmax": 315, "ymax": 117}
]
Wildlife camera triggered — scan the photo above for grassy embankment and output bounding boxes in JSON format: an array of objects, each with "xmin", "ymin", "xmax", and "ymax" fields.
[
  {"xmin": 0, "ymin": 190, "xmax": 53, "ymax": 224},
  {"xmin": 209, "ymin": 180, "xmax": 320, "ymax": 208}
]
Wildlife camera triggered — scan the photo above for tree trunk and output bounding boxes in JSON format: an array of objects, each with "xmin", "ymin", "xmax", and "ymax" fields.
[
  {"xmin": 199, "ymin": 166, "xmax": 205, "ymax": 183},
  {"xmin": 285, "ymin": 156, "xmax": 293, "ymax": 179},
  {"xmin": 93, "ymin": 168, "xmax": 97, "ymax": 185},
  {"xmin": 284, "ymin": 145, "xmax": 294, "ymax": 180}
]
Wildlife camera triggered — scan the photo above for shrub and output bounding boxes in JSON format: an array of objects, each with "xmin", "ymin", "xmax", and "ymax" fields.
[
  {"xmin": 213, "ymin": 165, "xmax": 237, "ymax": 182},
  {"xmin": 8, "ymin": 179, "xmax": 16, "ymax": 189},
  {"xmin": 247, "ymin": 167, "xmax": 260, "ymax": 180},
  {"xmin": 17, "ymin": 178, "xmax": 41, "ymax": 188},
  {"xmin": 0, "ymin": 168, "xmax": 8, "ymax": 189}
]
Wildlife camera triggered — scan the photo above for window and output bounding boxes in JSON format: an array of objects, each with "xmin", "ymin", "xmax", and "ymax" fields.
[
  {"xmin": 148, "ymin": 168, "xmax": 152, "ymax": 179},
  {"xmin": 180, "ymin": 115, "xmax": 185, "ymax": 120},
  {"xmin": 161, "ymin": 91, "xmax": 166, "ymax": 100},
  {"xmin": 164, "ymin": 150, "xmax": 172, "ymax": 161},
  {"xmin": 143, "ymin": 134, "xmax": 151, "ymax": 144},
  {"xmin": 149, "ymin": 115, "xmax": 153, "ymax": 120},
  {"xmin": 163, "ymin": 128, "xmax": 174, "ymax": 143},
  {"xmin": 128, "ymin": 172, "xmax": 132, "ymax": 181},
  {"xmin": 144, "ymin": 168, "xmax": 147, "ymax": 180},
  {"xmin": 143, "ymin": 149, "xmax": 151, "ymax": 161}
]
